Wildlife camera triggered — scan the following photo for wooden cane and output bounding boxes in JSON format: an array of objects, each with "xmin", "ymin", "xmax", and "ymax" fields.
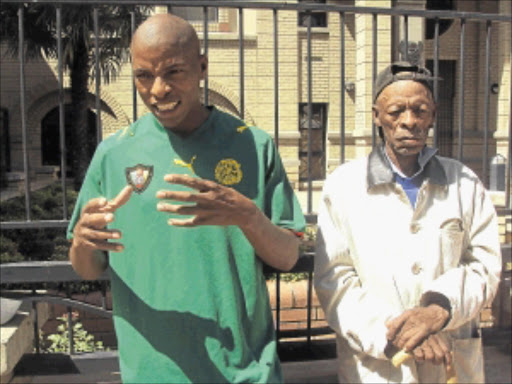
[{"xmin": 392, "ymin": 350, "xmax": 457, "ymax": 384}]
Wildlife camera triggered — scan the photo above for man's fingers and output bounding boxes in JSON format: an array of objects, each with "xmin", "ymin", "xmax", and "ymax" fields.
[
  {"xmin": 79, "ymin": 227, "xmax": 122, "ymax": 242},
  {"xmin": 76, "ymin": 237, "xmax": 124, "ymax": 253},
  {"xmin": 105, "ymin": 185, "xmax": 133, "ymax": 211},
  {"xmin": 80, "ymin": 212, "xmax": 115, "ymax": 229},
  {"xmin": 82, "ymin": 197, "xmax": 108, "ymax": 214},
  {"xmin": 164, "ymin": 174, "xmax": 217, "ymax": 192},
  {"xmin": 91, "ymin": 239, "xmax": 125, "ymax": 252},
  {"xmin": 386, "ymin": 312, "xmax": 409, "ymax": 340},
  {"xmin": 413, "ymin": 347, "xmax": 425, "ymax": 362},
  {"xmin": 156, "ymin": 190, "xmax": 199, "ymax": 202},
  {"xmin": 403, "ymin": 330, "xmax": 428, "ymax": 352},
  {"xmin": 426, "ymin": 336, "xmax": 445, "ymax": 365}
]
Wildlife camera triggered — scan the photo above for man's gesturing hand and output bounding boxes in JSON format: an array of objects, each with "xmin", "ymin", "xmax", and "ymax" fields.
[
  {"xmin": 156, "ymin": 174, "xmax": 258, "ymax": 228},
  {"xmin": 385, "ymin": 304, "xmax": 450, "ymax": 353},
  {"xmin": 72, "ymin": 186, "xmax": 133, "ymax": 253}
]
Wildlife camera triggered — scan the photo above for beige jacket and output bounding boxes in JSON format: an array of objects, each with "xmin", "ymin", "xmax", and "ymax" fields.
[{"xmin": 314, "ymin": 146, "xmax": 502, "ymax": 383}]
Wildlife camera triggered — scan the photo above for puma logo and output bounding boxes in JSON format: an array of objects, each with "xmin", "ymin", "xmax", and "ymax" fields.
[{"xmin": 174, "ymin": 155, "xmax": 197, "ymax": 174}]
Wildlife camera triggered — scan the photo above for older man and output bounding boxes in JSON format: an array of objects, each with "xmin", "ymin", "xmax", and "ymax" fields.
[
  {"xmin": 67, "ymin": 13, "xmax": 305, "ymax": 383},
  {"xmin": 314, "ymin": 62, "xmax": 501, "ymax": 383}
]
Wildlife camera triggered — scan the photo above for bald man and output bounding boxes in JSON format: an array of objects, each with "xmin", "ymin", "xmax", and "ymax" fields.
[{"xmin": 68, "ymin": 13, "xmax": 305, "ymax": 383}]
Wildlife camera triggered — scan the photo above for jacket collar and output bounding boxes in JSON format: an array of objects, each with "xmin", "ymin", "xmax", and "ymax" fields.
[{"xmin": 367, "ymin": 144, "xmax": 447, "ymax": 189}]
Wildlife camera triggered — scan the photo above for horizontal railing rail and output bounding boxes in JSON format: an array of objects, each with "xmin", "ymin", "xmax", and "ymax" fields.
[
  {"xmin": 2, "ymin": 243, "xmax": 510, "ymax": 355},
  {"xmin": 0, "ymin": 252, "xmax": 327, "ymax": 354}
]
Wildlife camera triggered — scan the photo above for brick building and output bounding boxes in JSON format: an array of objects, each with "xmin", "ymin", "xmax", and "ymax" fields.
[{"xmin": 0, "ymin": 0, "xmax": 510, "ymax": 192}]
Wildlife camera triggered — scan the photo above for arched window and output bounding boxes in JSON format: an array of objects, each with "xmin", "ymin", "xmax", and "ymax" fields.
[{"xmin": 41, "ymin": 105, "xmax": 97, "ymax": 175}]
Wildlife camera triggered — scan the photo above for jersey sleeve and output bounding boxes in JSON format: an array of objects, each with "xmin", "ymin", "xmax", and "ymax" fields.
[
  {"xmin": 263, "ymin": 138, "xmax": 306, "ymax": 235},
  {"xmin": 66, "ymin": 143, "xmax": 107, "ymax": 239}
]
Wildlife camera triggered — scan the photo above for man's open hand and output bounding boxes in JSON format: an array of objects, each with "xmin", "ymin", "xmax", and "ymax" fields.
[
  {"xmin": 72, "ymin": 186, "xmax": 133, "ymax": 253},
  {"xmin": 156, "ymin": 174, "xmax": 257, "ymax": 228}
]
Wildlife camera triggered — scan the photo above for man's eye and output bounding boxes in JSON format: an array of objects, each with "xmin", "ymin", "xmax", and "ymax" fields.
[
  {"xmin": 136, "ymin": 73, "xmax": 152, "ymax": 80},
  {"xmin": 165, "ymin": 69, "xmax": 184, "ymax": 78}
]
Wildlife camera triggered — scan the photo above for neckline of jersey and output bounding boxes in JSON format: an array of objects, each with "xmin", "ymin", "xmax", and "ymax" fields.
[{"xmin": 149, "ymin": 106, "xmax": 217, "ymax": 142}]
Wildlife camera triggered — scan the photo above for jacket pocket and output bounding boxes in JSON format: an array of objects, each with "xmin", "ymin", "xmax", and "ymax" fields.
[
  {"xmin": 452, "ymin": 336, "xmax": 484, "ymax": 384},
  {"xmin": 439, "ymin": 218, "xmax": 465, "ymax": 264}
]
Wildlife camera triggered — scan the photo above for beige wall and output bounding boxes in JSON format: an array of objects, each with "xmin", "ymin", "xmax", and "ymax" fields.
[{"xmin": 0, "ymin": 1, "xmax": 510, "ymax": 188}]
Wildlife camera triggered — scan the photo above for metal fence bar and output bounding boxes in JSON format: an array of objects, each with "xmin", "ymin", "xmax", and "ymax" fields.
[
  {"xmin": 273, "ymin": 8, "xmax": 279, "ymax": 148},
  {"xmin": 18, "ymin": 5, "xmax": 31, "ymax": 221},
  {"xmin": 306, "ymin": 13, "xmax": 313, "ymax": 214},
  {"xmin": 306, "ymin": 270, "xmax": 313, "ymax": 347},
  {"xmin": 32, "ymin": 289, "xmax": 40, "ymax": 354},
  {"xmin": 403, "ymin": 15, "xmax": 409, "ymax": 62},
  {"xmin": 56, "ymin": 6, "xmax": 68, "ymax": 219},
  {"xmin": 275, "ymin": 272, "xmax": 281, "ymax": 344},
  {"xmin": 508, "ymin": 40, "xmax": 512, "ymax": 210},
  {"xmin": 372, "ymin": 13, "xmax": 377, "ymax": 147},
  {"xmin": 457, "ymin": 18, "xmax": 466, "ymax": 162},
  {"xmin": 101, "ymin": 280, "xmax": 107, "ymax": 310},
  {"xmin": 432, "ymin": 18, "xmax": 440, "ymax": 148},
  {"xmin": 131, "ymin": 10, "xmax": 138, "ymax": 122},
  {"xmin": 94, "ymin": 8, "xmax": 102, "ymax": 143},
  {"xmin": 3, "ymin": 1, "xmax": 511, "ymax": 23},
  {"xmin": 340, "ymin": 12, "xmax": 346, "ymax": 164},
  {"xmin": 238, "ymin": 7, "xmax": 244, "ymax": 119},
  {"xmin": 66, "ymin": 285, "xmax": 75, "ymax": 355},
  {"xmin": 203, "ymin": 6, "xmax": 209, "ymax": 106},
  {"xmin": 482, "ymin": 20, "xmax": 492, "ymax": 187}
]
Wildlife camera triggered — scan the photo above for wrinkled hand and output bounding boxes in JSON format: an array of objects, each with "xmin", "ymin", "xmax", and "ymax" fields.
[
  {"xmin": 412, "ymin": 333, "xmax": 452, "ymax": 366},
  {"xmin": 72, "ymin": 186, "xmax": 133, "ymax": 253},
  {"xmin": 156, "ymin": 174, "xmax": 258, "ymax": 228},
  {"xmin": 386, "ymin": 305, "xmax": 450, "ymax": 352}
]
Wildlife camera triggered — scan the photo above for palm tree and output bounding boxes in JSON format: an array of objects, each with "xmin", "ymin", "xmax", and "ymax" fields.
[{"xmin": 0, "ymin": 3, "xmax": 151, "ymax": 190}]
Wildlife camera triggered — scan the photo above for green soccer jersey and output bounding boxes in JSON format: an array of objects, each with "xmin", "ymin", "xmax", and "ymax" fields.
[{"xmin": 67, "ymin": 107, "xmax": 305, "ymax": 383}]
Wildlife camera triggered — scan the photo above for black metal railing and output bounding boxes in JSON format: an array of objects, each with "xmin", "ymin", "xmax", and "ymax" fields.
[{"xmin": 1, "ymin": 0, "xmax": 511, "ymax": 360}]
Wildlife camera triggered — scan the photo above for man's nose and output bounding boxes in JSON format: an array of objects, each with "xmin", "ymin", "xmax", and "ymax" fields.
[
  {"xmin": 400, "ymin": 109, "xmax": 416, "ymax": 129},
  {"xmin": 151, "ymin": 77, "xmax": 171, "ymax": 99}
]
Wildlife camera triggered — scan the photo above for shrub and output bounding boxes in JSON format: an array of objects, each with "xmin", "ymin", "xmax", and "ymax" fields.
[
  {"xmin": 0, "ymin": 182, "xmax": 77, "ymax": 264},
  {"xmin": 39, "ymin": 311, "xmax": 106, "ymax": 354}
]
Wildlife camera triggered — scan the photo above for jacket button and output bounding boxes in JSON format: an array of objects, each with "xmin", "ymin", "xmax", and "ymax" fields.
[
  {"xmin": 411, "ymin": 262, "xmax": 423, "ymax": 275},
  {"xmin": 410, "ymin": 222, "xmax": 420, "ymax": 233}
]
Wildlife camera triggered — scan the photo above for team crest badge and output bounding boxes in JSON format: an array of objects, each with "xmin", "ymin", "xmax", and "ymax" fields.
[
  {"xmin": 126, "ymin": 164, "xmax": 153, "ymax": 193},
  {"xmin": 215, "ymin": 158, "xmax": 243, "ymax": 186}
]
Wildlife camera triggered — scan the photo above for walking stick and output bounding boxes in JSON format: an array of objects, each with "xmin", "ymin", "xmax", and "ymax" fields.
[{"xmin": 392, "ymin": 349, "xmax": 457, "ymax": 384}]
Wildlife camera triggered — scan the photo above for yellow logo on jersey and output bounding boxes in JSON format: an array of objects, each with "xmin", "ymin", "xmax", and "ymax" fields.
[
  {"xmin": 215, "ymin": 159, "xmax": 243, "ymax": 185},
  {"xmin": 236, "ymin": 125, "xmax": 248, "ymax": 133},
  {"xmin": 174, "ymin": 155, "xmax": 197, "ymax": 174}
]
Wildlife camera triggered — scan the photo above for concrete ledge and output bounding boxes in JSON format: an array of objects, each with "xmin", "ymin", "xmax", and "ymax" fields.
[{"xmin": 0, "ymin": 301, "xmax": 49, "ymax": 383}]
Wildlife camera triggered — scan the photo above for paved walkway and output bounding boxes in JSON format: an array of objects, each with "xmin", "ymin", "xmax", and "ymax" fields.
[{"xmin": 9, "ymin": 341, "xmax": 511, "ymax": 383}]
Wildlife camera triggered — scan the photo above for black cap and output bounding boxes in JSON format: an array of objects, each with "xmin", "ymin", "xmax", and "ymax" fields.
[{"xmin": 374, "ymin": 62, "xmax": 435, "ymax": 102}]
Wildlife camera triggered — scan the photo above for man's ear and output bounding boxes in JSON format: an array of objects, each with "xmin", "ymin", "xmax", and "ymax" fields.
[
  {"xmin": 372, "ymin": 105, "xmax": 381, "ymax": 127},
  {"xmin": 199, "ymin": 55, "xmax": 208, "ymax": 78}
]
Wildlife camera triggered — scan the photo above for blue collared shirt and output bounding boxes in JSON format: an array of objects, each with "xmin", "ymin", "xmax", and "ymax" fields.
[{"xmin": 384, "ymin": 146, "xmax": 437, "ymax": 207}]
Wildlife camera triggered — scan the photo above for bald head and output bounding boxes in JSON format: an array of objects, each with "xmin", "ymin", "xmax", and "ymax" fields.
[{"xmin": 132, "ymin": 13, "xmax": 201, "ymax": 59}]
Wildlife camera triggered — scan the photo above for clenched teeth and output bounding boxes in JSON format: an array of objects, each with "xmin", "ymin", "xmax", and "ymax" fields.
[{"xmin": 155, "ymin": 101, "xmax": 179, "ymax": 111}]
